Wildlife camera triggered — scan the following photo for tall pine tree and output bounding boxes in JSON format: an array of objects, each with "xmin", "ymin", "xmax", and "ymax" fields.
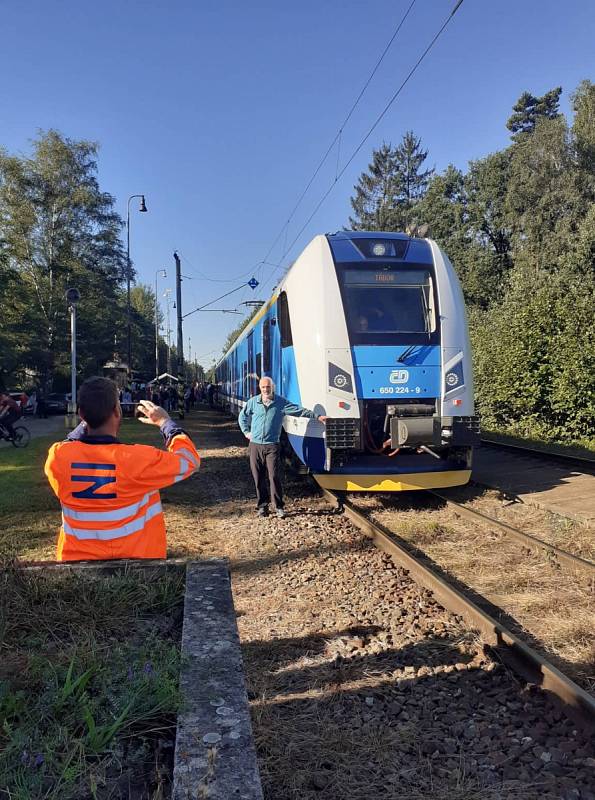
[
  {"xmin": 348, "ymin": 143, "xmax": 400, "ymax": 231},
  {"xmin": 506, "ymin": 87, "xmax": 562, "ymax": 140},
  {"xmin": 394, "ymin": 130, "xmax": 434, "ymax": 213},
  {"xmin": 349, "ymin": 132, "xmax": 433, "ymax": 231}
]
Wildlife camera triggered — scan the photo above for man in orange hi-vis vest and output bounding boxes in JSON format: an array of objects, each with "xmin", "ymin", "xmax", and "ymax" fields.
[{"xmin": 44, "ymin": 376, "xmax": 200, "ymax": 561}]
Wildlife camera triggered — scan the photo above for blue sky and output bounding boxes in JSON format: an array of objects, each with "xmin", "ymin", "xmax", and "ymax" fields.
[{"xmin": 1, "ymin": 0, "xmax": 594, "ymax": 368}]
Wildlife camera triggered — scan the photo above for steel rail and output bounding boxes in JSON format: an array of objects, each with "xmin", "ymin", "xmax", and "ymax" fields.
[
  {"xmin": 481, "ymin": 438, "xmax": 595, "ymax": 473},
  {"xmin": 319, "ymin": 486, "xmax": 595, "ymax": 730},
  {"xmin": 429, "ymin": 490, "xmax": 595, "ymax": 577}
]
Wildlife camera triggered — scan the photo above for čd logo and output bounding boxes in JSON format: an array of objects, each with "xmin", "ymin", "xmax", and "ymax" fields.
[{"xmin": 389, "ymin": 369, "xmax": 409, "ymax": 385}]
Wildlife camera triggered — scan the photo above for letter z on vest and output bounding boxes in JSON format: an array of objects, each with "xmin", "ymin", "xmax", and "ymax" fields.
[{"xmin": 44, "ymin": 434, "xmax": 199, "ymax": 561}]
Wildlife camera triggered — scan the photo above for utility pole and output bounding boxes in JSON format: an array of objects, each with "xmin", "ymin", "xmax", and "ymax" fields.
[
  {"xmin": 174, "ymin": 252, "xmax": 184, "ymax": 380},
  {"xmin": 174, "ymin": 252, "xmax": 185, "ymax": 420},
  {"xmin": 163, "ymin": 289, "xmax": 172, "ymax": 374}
]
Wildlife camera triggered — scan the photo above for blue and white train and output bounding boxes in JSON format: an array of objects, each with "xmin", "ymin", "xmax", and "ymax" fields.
[{"xmin": 215, "ymin": 231, "xmax": 480, "ymax": 491}]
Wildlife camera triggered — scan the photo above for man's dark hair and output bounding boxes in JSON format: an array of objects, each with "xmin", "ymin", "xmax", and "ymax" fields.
[{"xmin": 77, "ymin": 377, "xmax": 119, "ymax": 429}]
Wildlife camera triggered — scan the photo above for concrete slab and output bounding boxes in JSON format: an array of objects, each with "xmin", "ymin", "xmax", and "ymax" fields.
[
  {"xmin": 173, "ymin": 560, "xmax": 263, "ymax": 800},
  {"xmin": 472, "ymin": 449, "xmax": 595, "ymax": 527}
]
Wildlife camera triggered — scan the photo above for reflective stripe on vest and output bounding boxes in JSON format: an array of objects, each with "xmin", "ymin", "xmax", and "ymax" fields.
[
  {"xmin": 174, "ymin": 449, "xmax": 198, "ymax": 483},
  {"xmin": 61, "ymin": 499, "xmax": 163, "ymax": 541},
  {"xmin": 61, "ymin": 491, "xmax": 159, "ymax": 522},
  {"xmin": 176, "ymin": 447, "xmax": 200, "ymax": 468}
]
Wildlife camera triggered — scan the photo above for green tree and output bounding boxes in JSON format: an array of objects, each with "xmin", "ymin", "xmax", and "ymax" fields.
[
  {"xmin": 129, "ymin": 284, "xmax": 162, "ymax": 379},
  {"xmin": 348, "ymin": 143, "xmax": 400, "ymax": 231},
  {"xmin": 0, "ymin": 130, "xmax": 126, "ymax": 387},
  {"xmin": 393, "ymin": 130, "xmax": 434, "ymax": 224},
  {"xmin": 505, "ymin": 116, "xmax": 588, "ymax": 274},
  {"xmin": 414, "ymin": 165, "xmax": 496, "ymax": 308},
  {"xmin": 349, "ymin": 133, "xmax": 432, "ymax": 231},
  {"xmin": 571, "ymin": 80, "xmax": 595, "ymax": 183},
  {"xmin": 506, "ymin": 87, "xmax": 562, "ymax": 140}
]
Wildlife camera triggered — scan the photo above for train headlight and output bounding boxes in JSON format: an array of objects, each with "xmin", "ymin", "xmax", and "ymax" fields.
[
  {"xmin": 372, "ymin": 242, "xmax": 386, "ymax": 256},
  {"xmin": 445, "ymin": 372, "xmax": 459, "ymax": 387}
]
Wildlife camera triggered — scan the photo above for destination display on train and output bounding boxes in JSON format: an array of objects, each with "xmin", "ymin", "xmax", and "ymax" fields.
[{"xmin": 343, "ymin": 268, "xmax": 431, "ymax": 286}]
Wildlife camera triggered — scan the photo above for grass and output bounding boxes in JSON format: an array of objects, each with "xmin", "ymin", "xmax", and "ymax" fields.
[
  {"xmin": 0, "ymin": 564, "xmax": 185, "ymax": 800},
  {"xmin": 0, "ymin": 419, "xmax": 189, "ymax": 798}
]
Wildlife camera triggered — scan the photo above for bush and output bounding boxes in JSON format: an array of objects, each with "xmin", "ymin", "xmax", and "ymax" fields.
[{"xmin": 470, "ymin": 267, "xmax": 595, "ymax": 443}]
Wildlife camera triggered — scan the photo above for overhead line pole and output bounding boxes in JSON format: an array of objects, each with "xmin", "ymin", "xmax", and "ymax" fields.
[{"xmin": 175, "ymin": 251, "xmax": 184, "ymax": 381}]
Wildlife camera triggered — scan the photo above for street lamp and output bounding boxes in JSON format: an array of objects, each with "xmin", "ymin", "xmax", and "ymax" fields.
[
  {"xmin": 126, "ymin": 194, "xmax": 148, "ymax": 375},
  {"xmin": 65, "ymin": 287, "xmax": 81, "ymax": 426},
  {"xmin": 154, "ymin": 269, "xmax": 167, "ymax": 378}
]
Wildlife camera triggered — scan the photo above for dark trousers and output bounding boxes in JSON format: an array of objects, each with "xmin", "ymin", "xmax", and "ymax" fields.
[
  {"xmin": 0, "ymin": 410, "xmax": 19, "ymax": 438},
  {"xmin": 249, "ymin": 442, "xmax": 284, "ymax": 509}
]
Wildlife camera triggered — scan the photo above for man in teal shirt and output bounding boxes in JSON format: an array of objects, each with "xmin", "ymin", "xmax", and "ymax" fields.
[{"xmin": 239, "ymin": 376, "xmax": 327, "ymax": 518}]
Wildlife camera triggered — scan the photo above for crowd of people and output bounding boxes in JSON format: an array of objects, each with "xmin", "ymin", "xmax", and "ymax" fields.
[
  {"xmin": 114, "ymin": 380, "xmax": 211, "ymax": 417},
  {"xmin": 1, "ymin": 379, "xmax": 216, "ymax": 427}
]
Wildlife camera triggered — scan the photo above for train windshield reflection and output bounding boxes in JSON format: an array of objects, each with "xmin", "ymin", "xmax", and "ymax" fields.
[{"xmin": 341, "ymin": 268, "xmax": 435, "ymax": 334}]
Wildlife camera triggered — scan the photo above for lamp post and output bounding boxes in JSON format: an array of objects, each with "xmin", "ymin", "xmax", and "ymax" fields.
[
  {"xmin": 154, "ymin": 269, "xmax": 167, "ymax": 378},
  {"xmin": 126, "ymin": 194, "xmax": 147, "ymax": 376},
  {"xmin": 65, "ymin": 287, "xmax": 81, "ymax": 427}
]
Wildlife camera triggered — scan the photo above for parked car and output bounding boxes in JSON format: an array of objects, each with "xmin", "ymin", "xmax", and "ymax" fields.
[
  {"xmin": 45, "ymin": 393, "xmax": 69, "ymax": 414},
  {"xmin": 7, "ymin": 392, "xmax": 33, "ymax": 415}
]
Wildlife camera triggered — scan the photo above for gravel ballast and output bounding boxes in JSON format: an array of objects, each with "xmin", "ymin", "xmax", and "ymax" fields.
[{"xmin": 164, "ymin": 409, "xmax": 595, "ymax": 799}]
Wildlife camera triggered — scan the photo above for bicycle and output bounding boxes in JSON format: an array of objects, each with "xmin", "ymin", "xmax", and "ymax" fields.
[{"xmin": 0, "ymin": 420, "xmax": 31, "ymax": 448}]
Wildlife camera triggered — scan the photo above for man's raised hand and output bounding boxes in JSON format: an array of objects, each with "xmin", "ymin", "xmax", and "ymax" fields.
[{"xmin": 136, "ymin": 400, "xmax": 170, "ymax": 427}]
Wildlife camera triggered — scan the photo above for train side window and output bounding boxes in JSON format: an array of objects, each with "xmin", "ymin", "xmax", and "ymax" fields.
[
  {"xmin": 278, "ymin": 291, "xmax": 293, "ymax": 348},
  {"xmin": 262, "ymin": 319, "xmax": 271, "ymax": 373},
  {"xmin": 256, "ymin": 352, "xmax": 262, "ymax": 383}
]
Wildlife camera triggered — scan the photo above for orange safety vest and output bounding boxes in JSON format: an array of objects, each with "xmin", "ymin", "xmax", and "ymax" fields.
[{"xmin": 44, "ymin": 431, "xmax": 199, "ymax": 561}]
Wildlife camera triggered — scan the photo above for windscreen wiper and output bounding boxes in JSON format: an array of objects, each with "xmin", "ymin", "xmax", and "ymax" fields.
[{"xmin": 397, "ymin": 345, "xmax": 417, "ymax": 363}]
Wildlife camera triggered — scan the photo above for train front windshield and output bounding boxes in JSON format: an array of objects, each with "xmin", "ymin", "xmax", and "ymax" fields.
[{"xmin": 338, "ymin": 266, "xmax": 438, "ymax": 344}]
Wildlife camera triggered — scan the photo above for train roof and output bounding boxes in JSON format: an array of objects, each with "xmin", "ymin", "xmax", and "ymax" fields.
[{"xmin": 327, "ymin": 231, "xmax": 433, "ymax": 265}]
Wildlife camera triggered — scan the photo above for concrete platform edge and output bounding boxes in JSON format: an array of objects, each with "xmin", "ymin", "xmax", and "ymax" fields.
[{"xmin": 173, "ymin": 560, "xmax": 264, "ymax": 800}]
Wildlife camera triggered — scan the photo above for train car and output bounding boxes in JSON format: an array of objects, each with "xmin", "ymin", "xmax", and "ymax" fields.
[{"xmin": 215, "ymin": 231, "xmax": 480, "ymax": 491}]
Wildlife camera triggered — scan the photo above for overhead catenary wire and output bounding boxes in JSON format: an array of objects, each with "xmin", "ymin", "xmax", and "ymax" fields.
[
  {"xmin": 175, "ymin": 249, "xmax": 261, "ymax": 284},
  {"xmin": 167, "ymin": 3, "xmax": 419, "ymax": 297},
  {"xmin": 258, "ymin": 0, "xmax": 418, "ymax": 272},
  {"xmin": 183, "ymin": 281, "xmax": 257, "ymax": 320},
  {"xmin": 259, "ymin": 0, "xmax": 465, "ymax": 292}
]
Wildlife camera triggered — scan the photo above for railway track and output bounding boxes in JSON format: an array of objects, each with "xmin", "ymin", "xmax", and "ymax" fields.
[
  {"xmin": 429, "ymin": 490, "xmax": 595, "ymax": 576},
  {"xmin": 318, "ymin": 485, "xmax": 595, "ymax": 731}
]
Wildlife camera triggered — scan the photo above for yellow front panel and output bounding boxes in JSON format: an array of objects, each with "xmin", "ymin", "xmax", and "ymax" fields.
[{"xmin": 314, "ymin": 470, "xmax": 471, "ymax": 492}]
